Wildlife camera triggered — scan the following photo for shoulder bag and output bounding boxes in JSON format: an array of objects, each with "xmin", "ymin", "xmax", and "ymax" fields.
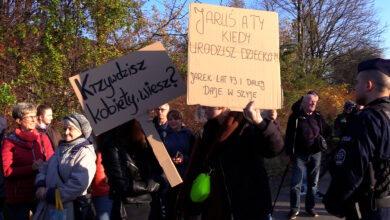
[{"xmin": 307, "ymin": 118, "xmax": 327, "ymax": 152}]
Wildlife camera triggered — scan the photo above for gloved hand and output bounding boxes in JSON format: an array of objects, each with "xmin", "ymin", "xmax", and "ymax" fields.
[
  {"xmin": 146, "ymin": 179, "xmax": 160, "ymax": 192},
  {"xmin": 131, "ymin": 179, "xmax": 160, "ymax": 195}
]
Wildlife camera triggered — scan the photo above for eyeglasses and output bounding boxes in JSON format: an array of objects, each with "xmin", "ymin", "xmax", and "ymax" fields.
[{"xmin": 22, "ymin": 115, "xmax": 37, "ymax": 120}]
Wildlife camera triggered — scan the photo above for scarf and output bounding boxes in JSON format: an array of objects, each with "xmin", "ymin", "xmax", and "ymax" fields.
[
  {"xmin": 176, "ymin": 112, "xmax": 245, "ymax": 216},
  {"xmin": 204, "ymin": 111, "xmax": 244, "ymax": 166},
  {"xmin": 58, "ymin": 136, "xmax": 88, "ymax": 156},
  {"xmin": 15, "ymin": 127, "xmax": 40, "ymax": 142}
]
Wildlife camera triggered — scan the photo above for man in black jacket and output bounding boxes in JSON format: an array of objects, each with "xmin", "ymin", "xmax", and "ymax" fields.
[
  {"xmin": 285, "ymin": 94, "xmax": 331, "ymax": 219},
  {"xmin": 324, "ymin": 58, "xmax": 390, "ymax": 219}
]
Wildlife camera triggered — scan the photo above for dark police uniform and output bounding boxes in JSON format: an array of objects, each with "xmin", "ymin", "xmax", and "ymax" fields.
[{"xmin": 324, "ymin": 97, "xmax": 390, "ymax": 219}]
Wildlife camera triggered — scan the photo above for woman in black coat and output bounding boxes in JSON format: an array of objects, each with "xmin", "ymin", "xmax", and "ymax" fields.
[
  {"xmin": 177, "ymin": 102, "xmax": 284, "ymax": 220},
  {"xmin": 98, "ymin": 119, "xmax": 162, "ymax": 220}
]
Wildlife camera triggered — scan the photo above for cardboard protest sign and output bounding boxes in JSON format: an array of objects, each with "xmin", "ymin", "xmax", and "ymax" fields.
[
  {"xmin": 187, "ymin": 3, "xmax": 282, "ymax": 110},
  {"xmin": 138, "ymin": 114, "xmax": 182, "ymax": 187},
  {"xmin": 69, "ymin": 42, "xmax": 186, "ymax": 135},
  {"xmin": 69, "ymin": 42, "xmax": 185, "ymax": 187}
]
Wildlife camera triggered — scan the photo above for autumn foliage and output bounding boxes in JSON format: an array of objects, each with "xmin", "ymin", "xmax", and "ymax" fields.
[{"xmin": 0, "ymin": 0, "xmax": 381, "ymax": 136}]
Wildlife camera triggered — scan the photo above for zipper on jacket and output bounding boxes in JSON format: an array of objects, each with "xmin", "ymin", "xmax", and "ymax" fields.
[
  {"xmin": 32, "ymin": 149, "xmax": 36, "ymax": 161},
  {"xmin": 126, "ymin": 154, "xmax": 139, "ymax": 173},
  {"xmin": 32, "ymin": 141, "xmax": 36, "ymax": 161}
]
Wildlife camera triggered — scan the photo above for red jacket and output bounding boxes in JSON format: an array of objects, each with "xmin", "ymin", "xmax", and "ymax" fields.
[
  {"xmin": 2, "ymin": 128, "xmax": 54, "ymax": 204},
  {"xmin": 91, "ymin": 152, "xmax": 110, "ymax": 197}
]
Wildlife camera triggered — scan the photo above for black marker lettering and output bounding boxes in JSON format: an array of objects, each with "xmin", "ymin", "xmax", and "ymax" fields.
[
  {"xmin": 100, "ymin": 98, "xmax": 117, "ymax": 119},
  {"xmin": 86, "ymin": 103, "xmax": 100, "ymax": 124},
  {"xmin": 75, "ymin": 74, "xmax": 94, "ymax": 100},
  {"xmin": 138, "ymin": 60, "xmax": 146, "ymax": 70},
  {"xmin": 103, "ymin": 77, "xmax": 115, "ymax": 98},
  {"xmin": 163, "ymin": 79, "xmax": 170, "ymax": 88},
  {"xmin": 167, "ymin": 66, "xmax": 178, "ymax": 87},
  {"xmin": 156, "ymin": 81, "xmax": 164, "ymax": 91},
  {"xmin": 89, "ymin": 80, "xmax": 101, "ymax": 94}
]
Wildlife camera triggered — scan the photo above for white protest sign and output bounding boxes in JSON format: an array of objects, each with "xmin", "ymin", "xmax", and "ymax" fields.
[
  {"xmin": 69, "ymin": 42, "xmax": 187, "ymax": 135},
  {"xmin": 187, "ymin": 3, "xmax": 282, "ymax": 110}
]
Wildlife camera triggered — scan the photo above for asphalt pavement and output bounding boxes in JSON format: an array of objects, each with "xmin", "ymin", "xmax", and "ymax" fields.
[{"xmin": 270, "ymin": 171, "xmax": 344, "ymax": 220}]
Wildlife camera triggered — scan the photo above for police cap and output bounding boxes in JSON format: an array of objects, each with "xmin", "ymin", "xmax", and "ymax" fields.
[
  {"xmin": 358, "ymin": 58, "xmax": 390, "ymax": 76},
  {"xmin": 344, "ymin": 100, "xmax": 356, "ymax": 108}
]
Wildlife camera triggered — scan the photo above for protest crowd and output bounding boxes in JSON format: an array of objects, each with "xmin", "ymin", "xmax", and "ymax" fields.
[
  {"xmin": 0, "ymin": 52, "xmax": 389, "ymax": 220},
  {"xmin": 0, "ymin": 17, "xmax": 390, "ymax": 220}
]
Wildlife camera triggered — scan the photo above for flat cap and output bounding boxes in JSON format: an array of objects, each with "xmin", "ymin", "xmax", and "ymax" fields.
[{"xmin": 358, "ymin": 58, "xmax": 390, "ymax": 76}]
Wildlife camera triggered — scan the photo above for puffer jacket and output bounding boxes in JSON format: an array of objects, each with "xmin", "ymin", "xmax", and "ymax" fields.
[
  {"xmin": 2, "ymin": 128, "xmax": 54, "ymax": 204},
  {"xmin": 33, "ymin": 137, "xmax": 96, "ymax": 220}
]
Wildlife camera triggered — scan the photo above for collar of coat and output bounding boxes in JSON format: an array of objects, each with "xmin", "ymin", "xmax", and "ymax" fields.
[{"xmin": 296, "ymin": 110, "xmax": 321, "ymax": 119}]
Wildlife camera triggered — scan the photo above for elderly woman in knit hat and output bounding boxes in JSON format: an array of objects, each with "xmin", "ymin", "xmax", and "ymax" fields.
[{"xmin": 33, "ymin": 113, "xmax": 97, "ymax": 220}]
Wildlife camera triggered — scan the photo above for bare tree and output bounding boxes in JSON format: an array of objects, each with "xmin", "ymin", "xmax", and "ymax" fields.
[
  {"xmin": 227, "ymin": 0, "xmax": 245, "ymax": 8},
  {"xmin": 256, "ymin": 0, "xmax": 384, "ymax": 78},
  {"xmin": 328, "ymin": 46, "xmax": 382, "ymax": 85}
]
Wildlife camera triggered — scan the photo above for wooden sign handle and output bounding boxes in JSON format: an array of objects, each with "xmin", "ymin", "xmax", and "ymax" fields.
[{"xmin": 138, "ymin": 113, "xmax": 183, "ymax": 187}]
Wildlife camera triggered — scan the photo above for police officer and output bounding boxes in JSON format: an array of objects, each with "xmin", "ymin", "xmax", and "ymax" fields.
[
  {"xmin": 334, "ymin": 100, "xmax": 358, "ymax": 138},
  {"xmin": 323, "ymin": 58, "xmax": 390, "ymax": 219}
]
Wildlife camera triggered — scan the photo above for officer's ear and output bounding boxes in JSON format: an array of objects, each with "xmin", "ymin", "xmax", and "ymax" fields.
[{"xmin": 366, "ymin": 80, "xmax": 375, "ymax": 91}]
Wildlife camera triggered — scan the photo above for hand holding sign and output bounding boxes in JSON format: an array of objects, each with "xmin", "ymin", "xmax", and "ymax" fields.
[{"xmin": 243, "ymin": 101, "xmax": 263, "ymax": 124}]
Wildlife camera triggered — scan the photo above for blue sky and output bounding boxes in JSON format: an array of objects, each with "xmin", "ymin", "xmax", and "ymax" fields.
[
  {"xmin": 374, "ymin": 0, "xmax": 390, "ymax": 58},
  {"xmin": 146, "ymin": 0, "xmax": 389, "ymax": 58}
]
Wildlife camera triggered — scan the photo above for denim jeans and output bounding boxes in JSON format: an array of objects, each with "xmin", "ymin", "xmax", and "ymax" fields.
[
  {"xmin": 290, "ymin": 152, "xmax": 321, "ymax": 212},
  {"xmin": 301, "ymin": 169, "xmax": 307, "ymax": 193},
  {"xmin": 263, "ymin": 213, "xmax": 272, "ymax": 220},
  {"xmin": 92, "ymin": 195, "xmax": 113, "ymax": 220}
]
